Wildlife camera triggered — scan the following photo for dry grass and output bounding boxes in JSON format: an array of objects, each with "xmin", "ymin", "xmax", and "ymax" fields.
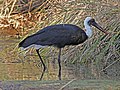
[{"xmin": 0, "ymin": 0, "xmax": 120, "ymax": 80}]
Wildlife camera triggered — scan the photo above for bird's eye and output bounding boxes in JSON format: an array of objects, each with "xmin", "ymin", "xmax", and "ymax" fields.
[
  {"xmin": 88, "ymin": 19, "xmax": 95, "ymax": 25},
  {"xmin": 90, "ymin": 19, "xmax": 95, "ymax": 23}
]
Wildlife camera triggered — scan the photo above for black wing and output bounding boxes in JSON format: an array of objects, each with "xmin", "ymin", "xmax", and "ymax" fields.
[{"xmin": 19, "ymin": 24, "xmax": 88, "ymax": 48}]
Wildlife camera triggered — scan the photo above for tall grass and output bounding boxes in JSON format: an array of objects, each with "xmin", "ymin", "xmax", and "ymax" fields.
[{"xmin": 0, "ymin": 0, "xmax": 120, "ymax": 79}]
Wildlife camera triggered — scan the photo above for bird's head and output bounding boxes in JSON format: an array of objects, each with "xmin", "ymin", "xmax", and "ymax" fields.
[{"xmin": 84, "ymin": 17, "xmax": 108, "ymax": 34}]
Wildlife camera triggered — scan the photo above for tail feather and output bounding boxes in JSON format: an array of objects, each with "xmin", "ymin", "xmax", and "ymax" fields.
[
  {"xmin": 18, "ymin": 36, "xmax": 34, "ymax": 49},
  {"xmin": 19, "ymin": 38, "xmax": 27, "ymax": 48}
]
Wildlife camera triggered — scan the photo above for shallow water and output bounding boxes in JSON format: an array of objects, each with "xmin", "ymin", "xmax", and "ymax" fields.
[
  {"xmin": 0, "ymin": 36, "xmax": 119, "ymax": 80},
  {"xmin": 0, "ymin": 36, "xmax": 89, "ymax": 80}
]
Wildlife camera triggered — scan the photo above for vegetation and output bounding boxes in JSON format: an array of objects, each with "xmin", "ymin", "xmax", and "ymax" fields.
[{"xmin": 0, "ymin": 0, "xmax": 120, "ymax": 81}]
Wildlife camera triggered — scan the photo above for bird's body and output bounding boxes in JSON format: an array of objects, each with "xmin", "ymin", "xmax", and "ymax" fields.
[
  {"xmin": 19, "ymin": 17, "xmax": 108, "ymax": 80},
  {"xmin": 19, "ymin": 24, "xmax": 88, "ymax": 49}
]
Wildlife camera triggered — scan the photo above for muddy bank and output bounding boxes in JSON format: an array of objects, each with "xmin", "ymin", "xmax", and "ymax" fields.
[{"xmin": 0, "ymin": 80, "xmax": 120, "ymax": 90}]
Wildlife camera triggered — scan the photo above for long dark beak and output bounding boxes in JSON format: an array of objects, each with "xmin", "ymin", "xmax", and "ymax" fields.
[{"xmin": 92, "ymin": 21, "xmax": 108, "ymax": 34}]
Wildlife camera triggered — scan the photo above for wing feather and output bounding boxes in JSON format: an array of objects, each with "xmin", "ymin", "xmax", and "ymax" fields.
[{"xmin": 19, "ymin": 24, "xmax": 88, "ymax": 48}]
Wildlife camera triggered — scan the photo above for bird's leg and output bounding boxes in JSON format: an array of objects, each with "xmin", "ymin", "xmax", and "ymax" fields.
[
  {"xmin": 36, "ymin": 49, "xmax": 46, "ymax": 80},
  {"xmin": 58, "ymin": 48, "xmax": 62, "ymax": 80}
]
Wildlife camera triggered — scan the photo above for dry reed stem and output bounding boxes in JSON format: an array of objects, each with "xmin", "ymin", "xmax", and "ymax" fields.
[
  {"xmin": 59, "ymin": 79, "xmax": 77, "ymax": 90},
  {"xmin": 0, "ymin": 0, "xmax": 119, "ymax": 79},
  {"xmin": 8, "ymin": 0, "xmax": 17, "ymax": 16}
]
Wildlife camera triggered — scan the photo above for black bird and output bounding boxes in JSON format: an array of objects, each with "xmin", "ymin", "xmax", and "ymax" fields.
[{"xmin": 19, "ymin": 17, "xmax": 108, "ymax": 80}]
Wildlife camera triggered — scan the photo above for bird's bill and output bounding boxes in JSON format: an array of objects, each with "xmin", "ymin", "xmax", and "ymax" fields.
[{"xmin": 92, "ymin": 22, "xmax": 108, "ymax": 34}]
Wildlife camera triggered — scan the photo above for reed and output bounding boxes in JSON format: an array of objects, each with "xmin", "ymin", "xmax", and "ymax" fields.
[{"xmin": 0, "ymin": 0, "xmax": 119, "ymax": 79}]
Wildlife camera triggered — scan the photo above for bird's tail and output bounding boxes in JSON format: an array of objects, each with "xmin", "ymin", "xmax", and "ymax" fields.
[
  {"xmin": 18, "ymin": 36, "xmax": 34, "ymax": 50},
  {"xmin": 18, "ymin": 38, "xmax": 27, "ymax": 47}
]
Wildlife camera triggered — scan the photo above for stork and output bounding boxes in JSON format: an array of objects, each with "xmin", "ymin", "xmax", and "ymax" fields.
[{"xmin": 19, "ymin": 17, "xmax": 108, "ymax": 80}]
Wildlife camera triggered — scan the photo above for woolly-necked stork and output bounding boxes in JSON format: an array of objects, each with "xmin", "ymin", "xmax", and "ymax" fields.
[{"xmin": 19, "ymin": 17, "xmax": 108, "ymax": 80}]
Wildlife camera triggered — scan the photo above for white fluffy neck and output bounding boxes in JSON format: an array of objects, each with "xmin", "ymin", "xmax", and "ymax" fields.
[{"xmin": 84, "ymin": 17, "xmax": 93, "ymax": 38}]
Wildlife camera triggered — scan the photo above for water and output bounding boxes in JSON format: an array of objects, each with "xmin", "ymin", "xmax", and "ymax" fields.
[
  {"xmin": 0, "ymin": 36, "xmax": 87, "ymax": 80},
  {"xmin": 1, "ymin": 36, "xmax": 119, "ymax": 80}
]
